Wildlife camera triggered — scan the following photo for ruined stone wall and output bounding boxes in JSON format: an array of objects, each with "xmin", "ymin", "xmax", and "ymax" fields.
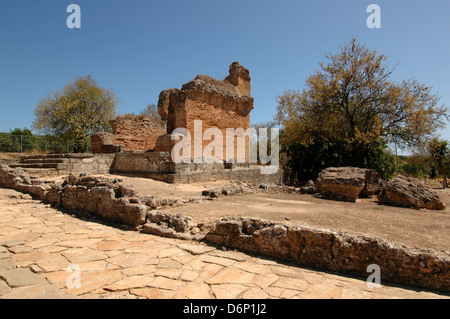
[
  {"xmin": 155, "ymin": 62, "xmax": 254, "ymax": 162},
  {"xmin": 205, "ymin": 217, "xmax": 450, "ymax": 292},
  {"xmin": 111, "ymin": 152, "xmax": 284, "ymax": 184},
  {"xmin": 109, "ymin": 115, "xmax": 167, "ymax": 152},
  {"xmin": 91, "ymin": 115, "xmax": 166, "ymax": 153},
  {"xmin": 0, "ymin": 163, "xmax": 448, "ymax": 292}
]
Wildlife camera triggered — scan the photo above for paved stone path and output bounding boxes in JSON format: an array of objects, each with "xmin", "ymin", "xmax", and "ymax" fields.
[{"xmin": 0, "ymin": 188, "xmax": 447, "ymax": 299}]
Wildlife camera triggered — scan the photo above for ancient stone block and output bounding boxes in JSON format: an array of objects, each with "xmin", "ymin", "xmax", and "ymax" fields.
[
  {"xmin": 90, "ymin": 132, "xmax": 118, "ymax": 154},
  {"xmin": 378, "ymin": 175, "xmax": 445, "ymax": 210},
  {"xmin": 315, "ymin": 167, "xmax": 382, "ymax": 202},
  {"xmin": 315, "ymin": 167, "xmax": 367, "ymax": 202}
]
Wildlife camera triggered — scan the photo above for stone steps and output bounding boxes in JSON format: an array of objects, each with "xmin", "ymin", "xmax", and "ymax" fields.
[
  {"xmin": 10, "ymin": 163, "xmax": 68, "ymax": 169},
  {"xmin": 7, "ymin": 154, "xmax": 93, "ymax": 176},
  {"xmin": 20, "ymin": 158, "xmax": 68, "ymax": 164}
]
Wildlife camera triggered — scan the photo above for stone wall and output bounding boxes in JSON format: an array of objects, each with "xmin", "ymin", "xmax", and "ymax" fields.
[
  {"xmin": 110, "ymin": 115, "xmax": 167, "ymax": 152},
  {"xmin": 67, "ymin": 154, "xmax": 115, "ymax": 175},
  {"xmin": 205, "ymin": 217, "xmax": 450, "ymax": 292},
  {"xmin": 92, "ymin": 115, "xmax": 166, "ymax": 153},
  {"xmin": 111, "ymin": 151, "xmax": 284, "ymax": 184},
  {"xmin": 155, "ymin": 62, "xmax": 254, "ymax": 162}
]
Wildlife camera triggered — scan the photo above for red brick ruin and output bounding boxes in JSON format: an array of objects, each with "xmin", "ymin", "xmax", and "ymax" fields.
[{"xmin": 92, "ymin": 62, "xmax": 253, "ymax": 163}]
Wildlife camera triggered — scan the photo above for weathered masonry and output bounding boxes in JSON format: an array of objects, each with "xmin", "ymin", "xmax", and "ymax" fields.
[{"xmin": 90, "ymin": 62, "xmax": 282, "ymax": 184}]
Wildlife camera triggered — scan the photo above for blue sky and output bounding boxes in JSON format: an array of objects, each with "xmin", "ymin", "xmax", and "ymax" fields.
[{"xmin": 1, "ymin": 0, "xmax": 449, "ymax": 146}]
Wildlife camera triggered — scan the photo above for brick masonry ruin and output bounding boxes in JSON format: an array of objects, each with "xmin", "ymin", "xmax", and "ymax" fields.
[
  {"xmin": 154, "ymin": 61, "xmax": 254, "ymax": 162},
  {"xmin": 89, "ymin": 62, "xmax": 283, "ymax": 184},
  {"xmin": 91, "ymin": 115, "xmax": 166, "ymax": 153}
]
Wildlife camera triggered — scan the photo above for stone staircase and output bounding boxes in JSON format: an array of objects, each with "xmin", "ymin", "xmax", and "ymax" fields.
[{"xmin": 8, "ymin": 154, "xmax": 93, "ymax": 177}]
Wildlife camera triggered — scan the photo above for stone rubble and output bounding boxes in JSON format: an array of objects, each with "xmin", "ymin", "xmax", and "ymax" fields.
[{"xmin": 378, "ymin": 175, "xmax": 446, "ymax": 210}]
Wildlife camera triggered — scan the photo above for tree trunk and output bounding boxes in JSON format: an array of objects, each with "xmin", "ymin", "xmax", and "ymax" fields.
[
  {"xmin": 73, "ymin": 138, "xmax": 84, "ymax": 153},
  {"xmin": 437, "ymin": 164, "xmax": 448, "ymax": 188},
  {"xmin": 443, "ymin": 171, "xmax": 448, "ymax": 189}
]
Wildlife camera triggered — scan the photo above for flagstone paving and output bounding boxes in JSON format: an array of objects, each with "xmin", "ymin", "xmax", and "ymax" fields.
[{"xmin": 0, "ymin": 188, "xmax": 448, "ymax": 299}]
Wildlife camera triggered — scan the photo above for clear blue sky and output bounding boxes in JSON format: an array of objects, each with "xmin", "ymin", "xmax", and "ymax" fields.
[{"xmin": 1, "ymin": 0, "xmax": 449, "ymax": 145}]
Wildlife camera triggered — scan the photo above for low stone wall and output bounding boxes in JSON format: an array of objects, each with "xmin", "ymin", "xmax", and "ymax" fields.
[
  {"xmin": 205, "ymin": 217, "xmax": 450, "ymax": 292},
  {"xmin": 112, "ymin": 151, "xmax": 284, "ymax": 184},
  {"xmin": 0, "ymin": 165, "xmax": 146, "ymax": 227},
  {"xmin": 67, "ymin": 154, "xmax": 115, "ymax": 175},
  {"xmin": 0, "ymin": 164, "xmax": 448, "ymax": 292}
]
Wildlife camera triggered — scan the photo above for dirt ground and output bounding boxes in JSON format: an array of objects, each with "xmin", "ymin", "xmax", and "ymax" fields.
[{"xmin": 97, "ymin": 175, "xmax": 449, "ymax": 254}]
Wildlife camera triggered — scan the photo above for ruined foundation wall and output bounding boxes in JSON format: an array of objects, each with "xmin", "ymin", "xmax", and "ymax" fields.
[
  {"xmin": 205, "ymin": 217, "xmax": 450, "ymax": 292},
  {"xmin": 0, "ymin": 163, "xmax": 448, "ymax": 292},
  {"xmin": 111, "ymin": 152, "xmax": 284, "ymax": 184}
]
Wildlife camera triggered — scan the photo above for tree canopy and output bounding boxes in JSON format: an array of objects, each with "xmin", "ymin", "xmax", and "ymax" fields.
[
  {"xmin": 276, "ymin": 38, "xmax": 448, "ymax": 180},
  {"xmin": 429, "ymin": 137, "xmax": 449, "ymax": 188},
  {"xmin": 33, "ymin": 75, "xmax": 118, "ymax": 152},
  {"xmin": 140, "ymin": 104, "xmax": 161, "ymax": 119}
]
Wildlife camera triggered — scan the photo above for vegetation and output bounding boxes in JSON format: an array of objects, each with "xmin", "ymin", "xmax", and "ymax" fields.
[
  {"xmin": 0, "ymin": 128, "xmax": 90, "ymax": 153},
  {"xmin": 276, "ymin": 38, "xmax": 448, "ymax": 181},
  {"xmin": 140, "ymin": 104, "xmax": 161, "ymax": 120},
  {"xmin": 428, "ymin": 138, "xmax": 450, "ymax": 188},
  {"xmin": 33, "ymin": 75, "xmax": 117, "ymax": 152}
]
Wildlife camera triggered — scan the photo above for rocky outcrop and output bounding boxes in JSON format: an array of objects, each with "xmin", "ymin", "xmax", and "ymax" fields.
[
  {"xmin": 315, "ymin": 167, "xmax": 382, "ymax": 202},
  {"xmin": 378, "ymin": 175, "xmax": 446, "ymax": 210},
  {"xmin": 360, "ymin": 169, "xmax": 384, "ymax": 197}
]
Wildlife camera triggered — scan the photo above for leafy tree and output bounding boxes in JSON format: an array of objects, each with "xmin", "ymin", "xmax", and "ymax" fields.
[
  {"xmin": 33, "ymin": 75, "xmax": 118, "ymax": 152},
  {"xmin": 282, "ymin": 136, "xmax": 395, "ymax": 181},
  {"xmin": 429, "ymin": 137, "xmax": 449, "ymax": 188},
  {"xmin": 276, "ymin": 38, "xmax": 447, "ymax": 179},
  {"xmin": 10, "ymin": 128, "xmax": 36, "ymax": 152},
  {"xmin": 140, "ymin": 104, "xmax": 161, "ymax": 120},
  {"xmin": 10, "ymin": 128, "xmax": 33, "ymax": 136}
]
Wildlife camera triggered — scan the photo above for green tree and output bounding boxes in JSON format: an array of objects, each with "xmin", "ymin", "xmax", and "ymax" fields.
[
  {"xmin": 429, "ymin": 138, "xmax": 449, "ymax": 188},
  {"xmin": 276, "ymin": 38, "xmax": 447, "ymax": 179},
  {"xmin": 33, "ymin": 75, "xmax": 118, "ymax": 152},
  {"xmin": 10, "ymin": 128, "xmax": 36, "ymax": 152}
]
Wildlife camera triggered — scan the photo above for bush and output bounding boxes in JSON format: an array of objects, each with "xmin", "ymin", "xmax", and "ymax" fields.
[{"xmin": 281, "ymin": 136, "xmax": 395, "ymax": 182}]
